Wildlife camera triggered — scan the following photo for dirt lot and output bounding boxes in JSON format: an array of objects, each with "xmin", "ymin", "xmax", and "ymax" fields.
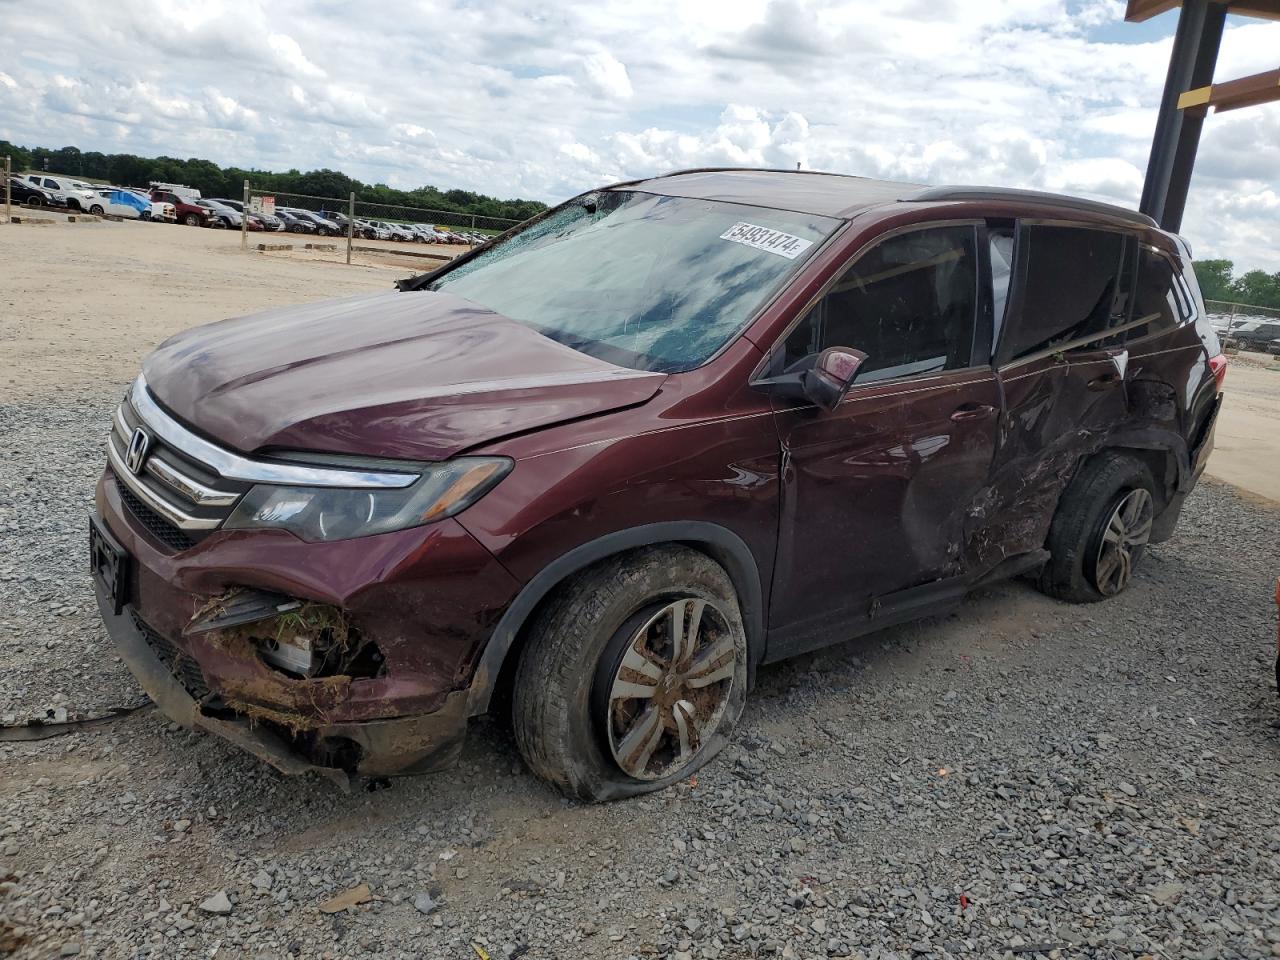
[
  {"xmin": 1205, "ymin": 353, "xmax": 1280, "ymax": 504},
  {"xmin": 1, "ymin": 219, "xmax": 1279, "ymax": 960},
  {"xmin": 0, "ymin": 214, "xmax": 464, "ymax": 400}
]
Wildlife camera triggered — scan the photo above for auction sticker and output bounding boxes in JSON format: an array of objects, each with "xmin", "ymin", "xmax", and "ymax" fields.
[{"xmin": 720, "ymin": 222, "xmax": 813, "ymax": 260}]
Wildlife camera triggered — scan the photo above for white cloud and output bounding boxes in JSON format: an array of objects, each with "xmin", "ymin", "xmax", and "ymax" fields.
[
  {"xmin": 0, "ymin": 0, "xmax": 1277, "ymax": 270},
  {"xmin": 581, "ymin": 51, "xmax": 633, "ymax": 100}
]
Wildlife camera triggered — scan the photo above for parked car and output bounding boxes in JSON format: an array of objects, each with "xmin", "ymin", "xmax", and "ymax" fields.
[
  {"xmin": 1223, "ymin": 319, "xmax": 1280, "ymax": 351},
  {"xmin": 6, "ymin": 176, "xmax": 57, "ymax": 206},
  {"xmin": 365, "ymin": 219, "xmax": 414, "ymax": 242},
  {"xmin": 90, "ymin": 170, "xmax": 1225, "ymax": 801},
  {"xmin": 316, "ymin": 211, "xmax": 372, "ymax": 238},
  {"xmin": 279, "ymin": 207, "xmax": 341, "ymax": 237},
  {"xmin": 151, "ymin": 189, "xmax": 213, "ymax": 227},
  {"xmin": 406, "ymin": 224, "xmax": 439, "ymax": 243},
  {"xmin": 88, "ymin": 188, "xmax": 153, "ymax": 219},
  {"xmin": 275, "ymin": 209, "xmax": 318, "ymax": 234},
  {"xmin": 196, "ymin": 199, "xmax": 261, "ymax": 230},
  {"xmin": 210, "ymin": 199, "xmax": 284, "ymax": 232},
  {"xmin": 21, "ymin": 174, "xmax": 97, "ymax": 211}
]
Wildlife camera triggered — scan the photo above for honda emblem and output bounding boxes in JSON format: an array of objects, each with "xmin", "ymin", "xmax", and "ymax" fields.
[{"xmin": 125, "ymin": 427, "xmax": 151, "ymax": 475}]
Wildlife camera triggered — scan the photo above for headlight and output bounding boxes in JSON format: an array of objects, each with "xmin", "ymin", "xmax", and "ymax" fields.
[{"xmin": 223, "ymin": 457, "xmax": 511, "ymax": 542}]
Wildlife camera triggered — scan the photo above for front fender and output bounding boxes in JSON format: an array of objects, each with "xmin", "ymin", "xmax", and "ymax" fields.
[{"xmin": 463, "ymin": 521, "xmax": 765, "ymax": 717}]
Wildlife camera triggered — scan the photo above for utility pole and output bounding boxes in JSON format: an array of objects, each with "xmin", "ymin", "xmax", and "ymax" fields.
[
  {"xmin": 347, "ymin": 191, "xmax": 355, "ymax": 265},
  {"xmin": 4, "ymin": 156, "xmax": 10, "ymax": 219},
  {"xmin": 241, "ymin": 179, "xmax": 250, "ymax": 251}
]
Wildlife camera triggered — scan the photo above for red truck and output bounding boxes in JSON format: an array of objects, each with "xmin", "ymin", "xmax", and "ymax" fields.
[{"xmin": 150, "ymin": 188, "xmax": 213, "ymax": 227}]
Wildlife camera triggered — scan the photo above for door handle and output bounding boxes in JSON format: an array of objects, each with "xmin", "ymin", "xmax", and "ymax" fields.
[
  {"xmin": 1088, "ymin": 372, "xmax": 1123, "ymax": 391},
  {"xmin": 950, "ymin": 402, "xmax": 996, "ymax": 422}
]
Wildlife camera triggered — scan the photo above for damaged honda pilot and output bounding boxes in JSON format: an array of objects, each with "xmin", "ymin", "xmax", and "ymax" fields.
[{"xmin": 91, "ymin": 169, "xmax": 1225, "ymax": 800}]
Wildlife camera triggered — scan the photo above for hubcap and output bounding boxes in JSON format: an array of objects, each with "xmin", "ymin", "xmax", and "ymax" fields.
[
  {"xmin": 1094, "ymin": 487, "xmax": 1153, "ymax": 596},
  {"xmin": 605, "ymin": 598, "xmax": 737, "ymax": 781}
]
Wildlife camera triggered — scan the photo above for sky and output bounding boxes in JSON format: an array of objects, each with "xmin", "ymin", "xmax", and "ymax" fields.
[{"xmin": 0, "ymin": 0, "xmax": 1277, "ymax": 271}]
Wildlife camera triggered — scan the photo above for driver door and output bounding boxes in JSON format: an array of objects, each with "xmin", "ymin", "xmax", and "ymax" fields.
[{"xmin": 764, "ymin": 222, "xmax": 1001, "ymax": 659}]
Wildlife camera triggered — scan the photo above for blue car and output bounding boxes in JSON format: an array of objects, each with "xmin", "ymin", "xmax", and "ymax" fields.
[{"xmin": 89, "ymin": 188, "xmax": 156, "ymax": 220}]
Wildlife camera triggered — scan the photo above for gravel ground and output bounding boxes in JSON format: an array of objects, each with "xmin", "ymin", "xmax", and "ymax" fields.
[{"xmin": 2, "ymin": 384, "xmax": 1280, "ymax": 960}]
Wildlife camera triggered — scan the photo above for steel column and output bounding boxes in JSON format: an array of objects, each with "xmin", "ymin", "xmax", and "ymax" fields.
[{"xmin": 1139, "ymin": 0, "xmax": 1228, "ymax": 230}]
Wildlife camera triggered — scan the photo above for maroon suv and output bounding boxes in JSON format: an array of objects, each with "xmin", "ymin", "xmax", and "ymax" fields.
[{"xmin": 91, "ymin": 169, "xmax": 1225, "ymax": 800}]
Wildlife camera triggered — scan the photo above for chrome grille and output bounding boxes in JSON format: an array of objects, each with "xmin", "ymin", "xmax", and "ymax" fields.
[
  {"xmin": 108, "ymin": 391, "xmax": 249, "ymax": 552},
  {"xmin": 107, "ymin": 375, "xmax": 422, "ymax": 553}
]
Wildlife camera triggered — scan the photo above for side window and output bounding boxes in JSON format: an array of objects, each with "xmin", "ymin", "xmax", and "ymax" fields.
[
  {"xmin": 999, "ymin": 225, "xmax": 1126, "ymax": 363},
  {"xmin": 782, "ymin": 225, "xmax": 980, "ymax": 382},
  {"xmin": 1128, "ymin": 246, "xmax": 1186, "ymax": 340}
]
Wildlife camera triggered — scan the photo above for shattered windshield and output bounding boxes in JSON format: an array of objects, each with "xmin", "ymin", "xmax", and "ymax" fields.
[{"xmin": 426, "ymin": 191, "xmax": 838, "ymax": 372}]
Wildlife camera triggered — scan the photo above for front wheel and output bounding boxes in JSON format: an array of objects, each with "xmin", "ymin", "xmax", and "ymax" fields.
[
  {"xmin": 513, "ymin": 546, "xmax": 747, "ymax": 802},
  {"xmin": 183, "ymin": 213, "xmax": 201, "ymax": 226},
  {"xmin": 89, "ymin": 204, "xmax": 104, "ymax": 216},
  {"xmin": 1038, "ymin": 452, "xmax": 1157, "ymax": 603}
]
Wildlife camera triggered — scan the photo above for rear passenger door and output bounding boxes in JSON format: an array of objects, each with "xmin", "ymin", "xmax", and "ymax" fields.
[{"xmin": 981, "ymin": 222, "xmax": 1135, "ymax": 566}]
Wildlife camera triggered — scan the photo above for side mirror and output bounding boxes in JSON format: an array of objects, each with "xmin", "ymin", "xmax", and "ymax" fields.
[{"xmin": 802, "ymin": 347, "xmax": 867, "ymax": 410}]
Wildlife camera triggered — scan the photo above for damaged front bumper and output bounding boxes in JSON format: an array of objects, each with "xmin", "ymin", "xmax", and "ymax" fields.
[
  {"xmin": 90, "ymin": 463, "xmax": 520, "ymax": 785},
  {"xmin": 94, "ymin": 577, "xmax": 470, "ymax": 788}
]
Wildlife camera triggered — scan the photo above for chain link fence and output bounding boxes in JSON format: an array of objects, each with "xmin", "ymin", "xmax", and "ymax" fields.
[
  {"xmin": 1204, "ymin": 298, "xmax": 1280, "ymax": 353},
  {"xmin": 235, "ymin": 182, "xmax": 524, "ymax": 266}
]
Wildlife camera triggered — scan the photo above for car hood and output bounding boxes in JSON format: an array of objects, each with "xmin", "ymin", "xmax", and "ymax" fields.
[{"xmin": 142, "ymin": 290, "xmax": 666, "ymax": 461}]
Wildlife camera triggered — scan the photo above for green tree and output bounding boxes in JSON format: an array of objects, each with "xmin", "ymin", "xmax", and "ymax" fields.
[
  {"xmin": 0, "ymin": 140, "xmax": 33, "ymax": 173},
  {"xmin": 1192, "ymin": 259, "xmax": 1234, "ymax": 302},
  {"xmin": 1230, "ymin": 270, "xmax": 1280, "ymax": 310}
]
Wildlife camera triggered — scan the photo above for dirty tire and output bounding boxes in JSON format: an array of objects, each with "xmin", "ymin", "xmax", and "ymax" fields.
[
  {"xmin": 513, "ymin": 545, "xmax": 748, "ymax": 803},
  {"xmin": 1038, "ymin": 451, "xmax": 1157, "ymax": 604},
  {"xmin": 89, "ymin": 204, "xmax": 104, "ymax": 216}
]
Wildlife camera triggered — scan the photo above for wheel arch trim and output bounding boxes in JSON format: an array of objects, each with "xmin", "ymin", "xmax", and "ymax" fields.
[{"xmin": 465, "ymin": 522, "xmax": 766, "ymax": 717}]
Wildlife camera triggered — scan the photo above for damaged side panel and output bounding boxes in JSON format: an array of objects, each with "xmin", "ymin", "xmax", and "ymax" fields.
[{"xmin": 965, "ymin": 348, "xmax": 1142, "ymax": 573}]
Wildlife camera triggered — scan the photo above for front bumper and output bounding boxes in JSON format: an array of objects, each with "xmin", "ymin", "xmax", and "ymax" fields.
[
  {"xmin": 94, "ymin": 577, "xmax": 469, "ymax": 786},
  {"xmin": 93, "ymin": 449, "xmax": 523, "ymax": 782}
]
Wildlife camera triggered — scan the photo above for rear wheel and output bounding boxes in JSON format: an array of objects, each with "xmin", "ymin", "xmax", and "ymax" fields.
[
  {"xmin": 1038, "ymin": 451, "xmax": 1157, "ymax": 603},
  {"xmin": 513, "ymin": 546, "xmax": 747, "ymax": 802}
]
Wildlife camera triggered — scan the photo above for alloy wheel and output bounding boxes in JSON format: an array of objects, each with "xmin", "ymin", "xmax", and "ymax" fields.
[
  {"xmin": 604, "ymin": 597, "xmax": 737, "ymax": 781},
  {"xmin": 1094, "ymin": 487, "xmax": 1153, "ymax": 596}
]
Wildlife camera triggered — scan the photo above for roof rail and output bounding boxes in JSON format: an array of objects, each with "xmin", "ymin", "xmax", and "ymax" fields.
[
  {"xmin": 911, "ymin": 186, "xmax": 1157, "ymax": 227},
  {"xmin": 645, "ymin": 166, "xmax": 871, "ymax": 181}
]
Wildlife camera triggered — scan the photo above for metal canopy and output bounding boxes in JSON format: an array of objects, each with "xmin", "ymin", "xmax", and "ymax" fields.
[{"xmin": 1135, "ymin": 0, "xmax": 1280, "ymax": 232}]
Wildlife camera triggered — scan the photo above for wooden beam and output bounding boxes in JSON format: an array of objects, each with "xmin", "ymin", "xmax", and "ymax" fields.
[
  {"xmin": 1127, "ymin": 0, "xmax": 1280, "ymax": 21},
  {"xmin": 1177, "ymin": 68, "xmax": 1280, "ymax": 114},
  {"xmin": 1126, "ymin": 0, "xmax": 1180, "ymax": 22}
]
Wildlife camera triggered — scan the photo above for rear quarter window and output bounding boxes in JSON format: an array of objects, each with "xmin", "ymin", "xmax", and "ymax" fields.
[
  {"xmin": 1128, "ymin": 247, "xmax": 1186, "ymax": 340},
  {"xmin": 998, "ymin": 225, "xmax": 1126, "ymax": 363}
]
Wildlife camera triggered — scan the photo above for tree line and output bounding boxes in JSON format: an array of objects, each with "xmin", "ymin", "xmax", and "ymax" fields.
[
  {"xmin": 1, "ymin": 140, "xmax": 549, "ymax": 223},
  {"xmin": 1192, "ymin": 260, "xmax": 1280, "ymax": 311}
]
